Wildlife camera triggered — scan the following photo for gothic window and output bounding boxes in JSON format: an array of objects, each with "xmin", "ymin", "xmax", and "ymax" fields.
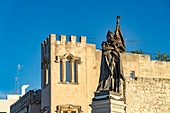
[{"xmin": 60, "ymin": 59, "xmax": 78, "ymax": 83}]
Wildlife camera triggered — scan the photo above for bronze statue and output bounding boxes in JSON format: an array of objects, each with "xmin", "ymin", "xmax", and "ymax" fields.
[{"xmin": 97, "ymin": 16, "xmax": 126, "ymax": 93}]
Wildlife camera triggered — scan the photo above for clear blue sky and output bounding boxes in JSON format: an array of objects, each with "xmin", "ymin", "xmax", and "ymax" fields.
[{"xmin": 0, "ymin": 0, "xmax": 170, "ymax": 98}]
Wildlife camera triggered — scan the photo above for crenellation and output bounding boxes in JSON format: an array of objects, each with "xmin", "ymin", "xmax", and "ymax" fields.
[
  {"xmin": 80, "ymin": 36, "xmax": 86, "ymax": 44},
  {"xmin": 46, "ymin": 37, "xmax": 49, "ymax": 44},
  {"xmin": 43, "ymin": 34, "xmax": 88, "ymax": 48},
  {"xmin": 44, "ymin": 39, "xmax": 47, "ymax": 45},
  {"xmin": 42, "ymin": 37, "xmax": 51, "ymax": 60},
  {"xmin": 41, "ymin": 42, "xmax": 44, "ymax": 62},
  {"xmin": 49, "ymin": 34, "xmax": 57, "ymax": 48},
  {"xmin": 60, "ymin": 35, "xmax": 66, "ymax": 44},
  {"xmin": 70, "ymin": 36, "xmax": 76, "ymax": 44},
  {"xmin": 41, "ymin": 42, "xmax": 44, "ymax": 48},
  {"xmin": 44, "ymin": 41, "xmax": 47, "ymax": 58},
  {"xmin": 50, "ymin": 34, "xmax": 56, "ymax": 39}
]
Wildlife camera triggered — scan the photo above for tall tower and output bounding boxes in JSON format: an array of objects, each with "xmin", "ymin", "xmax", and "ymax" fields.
[{"xmin": 41, "ymin": 34, "xmax": 101, "ymax": 113}]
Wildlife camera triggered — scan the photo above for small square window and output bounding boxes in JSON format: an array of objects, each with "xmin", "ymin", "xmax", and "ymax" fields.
[{"xmin": 130, "ymin": 71, "xmax": 135, "ymax": 79}]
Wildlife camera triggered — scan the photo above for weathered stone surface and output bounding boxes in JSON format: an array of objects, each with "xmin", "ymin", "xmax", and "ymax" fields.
[{"xmin": 125, "ymin": 77, "xmax": 170, "ymax": 113}]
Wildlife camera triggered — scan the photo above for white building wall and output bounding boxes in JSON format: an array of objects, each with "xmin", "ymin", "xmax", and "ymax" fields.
[
  {"xmin": 0, "ymin": 85, "xmax": 29, "ymax": 113},
  {"xmin": 0, "ymin": 95, "xmax": 21, "ymax": 113}
]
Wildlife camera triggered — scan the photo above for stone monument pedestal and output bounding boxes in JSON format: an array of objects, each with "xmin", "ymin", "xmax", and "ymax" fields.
[{"xmin": 90, "ymin": 91, "xmax": 126, "ymax": 113}]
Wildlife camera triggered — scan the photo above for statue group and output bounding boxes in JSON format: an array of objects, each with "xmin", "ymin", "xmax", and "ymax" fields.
[{"xmin": 97, "ymin": 16, "xmax": 126, "ymax": 93}]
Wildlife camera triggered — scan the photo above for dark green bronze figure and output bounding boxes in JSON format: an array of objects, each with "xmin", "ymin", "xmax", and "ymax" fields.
[{"xmin": 97, "ymin": 16, "xmax": 126, "ymax": 93}]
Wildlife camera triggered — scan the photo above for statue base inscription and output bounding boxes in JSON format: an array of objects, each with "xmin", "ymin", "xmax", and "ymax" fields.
[{"xmin": 90, "ymin": 91, "xmax": 126, "ymax": 113}]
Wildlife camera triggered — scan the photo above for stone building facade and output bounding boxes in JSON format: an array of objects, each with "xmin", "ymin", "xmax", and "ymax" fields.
[
  {"xmin": 125, "ymin": 77, "xmax": 169, "ymax": 113},
  {"xmin": 0, "ymin": 95, "xmax": 21, "ymax": 113},
  {"xmin": 41, "ymin": 34, "xmax": 101, "ymax": 113},
  {"xmin": 41, "ymin": 34, "xmax": 170, "ymax": 113}
]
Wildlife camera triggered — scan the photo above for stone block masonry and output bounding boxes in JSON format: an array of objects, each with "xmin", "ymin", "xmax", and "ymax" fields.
[{"xmin": 125, "ymin": 77, "xmax": 170, "ymax": 113}]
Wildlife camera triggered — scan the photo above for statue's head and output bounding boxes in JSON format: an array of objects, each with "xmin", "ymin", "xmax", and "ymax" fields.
[{"xmin": 106, "ymin": 30, "xmax": 114, "ymax": 41}]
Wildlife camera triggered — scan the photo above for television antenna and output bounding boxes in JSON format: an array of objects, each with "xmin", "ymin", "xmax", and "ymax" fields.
[
  {"xmin": 15, "ymin": 64, "xmax": 24, "ymax": 94},
  {"xmin": 125, "ymin": 39, "xmax": 146, "ymax": 51}
]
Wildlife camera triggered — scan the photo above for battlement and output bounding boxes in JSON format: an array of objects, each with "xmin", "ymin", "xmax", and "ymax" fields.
[
  {"xmin": 41, "ymin": 34, "xmax": 96, "ymax": 69},
  {"xmin": 41, "ymin": 34, "xmax": 96, "ymax": 47},
  {"xmin": 56, "ymin": 34, "xmax": 87, "ymax": 44}
]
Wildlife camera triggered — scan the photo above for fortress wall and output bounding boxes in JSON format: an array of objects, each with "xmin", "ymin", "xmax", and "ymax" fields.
[
  {"xmin": 121, "ymin": 53, "xmax": 170, "ymax": 78},
  {"xmin": 86, "ymin": 48, "xmax": 170, "ymax": 113},
  {"xmin": 125, "ymin": 77, "xmax": 170, "ymax": 113}
]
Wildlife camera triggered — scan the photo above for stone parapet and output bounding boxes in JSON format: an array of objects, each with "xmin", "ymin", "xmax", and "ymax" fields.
[
  {"xmin": 41, "ymin": 34, "xmax": 87, "ymax": 47},
  {"xmin": 10, "ymin": 90, "xmax": 41, "ymax": 113}
]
